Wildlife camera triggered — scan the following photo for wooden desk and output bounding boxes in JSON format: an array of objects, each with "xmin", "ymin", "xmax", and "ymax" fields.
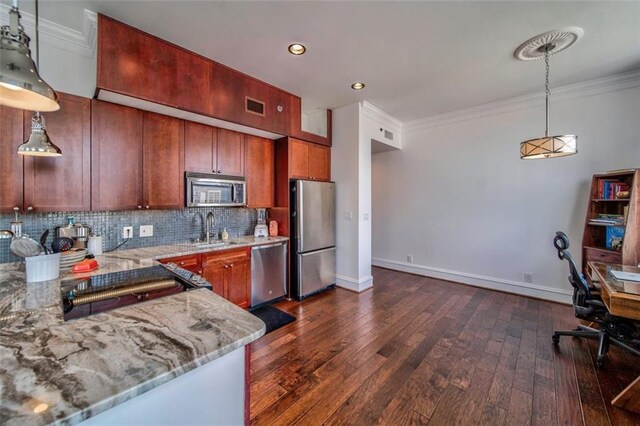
[{"xmin": 589, "ymin": 262, "xmax": 640, "ymax": 413}]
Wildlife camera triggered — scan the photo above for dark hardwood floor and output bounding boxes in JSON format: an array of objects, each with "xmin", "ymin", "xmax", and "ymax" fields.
[{"xmin": 249, "ymin": 267, "xmax": 640, "ymax": 425}]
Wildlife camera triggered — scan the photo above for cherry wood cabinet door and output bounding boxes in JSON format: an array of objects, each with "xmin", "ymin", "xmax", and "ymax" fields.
[
  {"xmin": 0, "ymin": 106, "xmax": 24, "ymax": 212},
  {"xmin": 308, "ymin": 143, "xmax": 331, "ymax": 182},
  {"xmin": 184, "ymin": 121, "xmax": 216, "ymax": 174},
  {"xmin": 91, "ymin": 100, "xmax": 144, "ymax": 211},
  {"xmin": 202, "ymin": 257, "xmax": 226, "ymax": 298},
  {"xmin": 289, "ymin": 138, "xmax": 310, "ymax": 179},
  {"xmin": 23, "ymin": 93, "xmax": 91, "ymax": 212},
  {"xmin": 158, "ymin": 254, "xmax": 202, "ymax": 274},
  {"xmin": 142, "ymin": 112, "xmax": 185, "ymax": 209},
  {"xmin": 226, "ymin": 258, "xmax": 251, "ymax": 309},
  {"xmin": 245, "ymin": 136, "xmax": 274, "ymax": 208},
  {"xmin": 216, "ymin": 128, "xmax": 245, "ymax": 176}
]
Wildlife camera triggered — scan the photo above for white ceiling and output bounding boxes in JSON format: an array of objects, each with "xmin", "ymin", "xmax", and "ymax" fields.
[{"xmin": 25, "ymin": 0, "xmax": 640, "ymax": 122}]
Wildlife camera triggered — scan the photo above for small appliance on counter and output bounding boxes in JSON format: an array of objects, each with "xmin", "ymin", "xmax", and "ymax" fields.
[
  {"xmin": 56, "ymin": 217, "xmax": 92, "ymax": 249},
  {"xmin": 254, "ymin": 208, "xmax": 269, "ymax": 237}
]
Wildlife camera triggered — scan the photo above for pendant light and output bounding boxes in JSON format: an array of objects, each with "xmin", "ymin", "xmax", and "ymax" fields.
[
  {"xmin": 16, "ymin": 0, "xmax": 61, "ymax": 157},
  {"xmin": 515, "ymin": 28, "xmax": 583, "ymax": 160},
  {"xmin": 0, "ymin": 0, "xmax": 59, "ymax": 111}
]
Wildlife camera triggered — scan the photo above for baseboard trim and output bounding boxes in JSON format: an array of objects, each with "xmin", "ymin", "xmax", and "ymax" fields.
[
  {"xmin": 371, "ymin": 258, "xmax": 572, "ymax": 304},
  {"xmin": 335, "ymin": 274, "xmax": 374, "ymax": 293}
]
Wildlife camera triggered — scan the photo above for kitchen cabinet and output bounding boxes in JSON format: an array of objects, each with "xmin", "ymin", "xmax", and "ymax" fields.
[
  {"xmin": 289, "ymin": 138, "xmax": 331, "ymax": 181},
  {"xmin": 142, "ymin": 112, "xmax": 185, "ymax": 209},
  {"xmin": 0, "ymin": 106, "xmax": 24, "ymax": 213},
  {"xmin": 245, "ymin": 135, "xmax": 274, "ymax": 208},
  {"xmin": 98, "ymin": 14, "xmax": 291, "ymax": 136},
  {"xmin": 202, "ymin": 248, "xmax": 251, "ymax": 309},
  {"xmin": 289, "ymin": 96, "xmax": 332, "ymax": 146},
  {"xmin": 158, "ymin": 254, "xmax": 202, "ymax": 274},
  {"xmin": 0, "ymin": 94, "xmax": 90, "ymax": 213},
  {"xmin": 23, "ymin": 93, "xmax": 91, "ymax": 212},
  {"xmin": 185, "ymin": 123, "xmax": 245, "ymax": 177},
  {"xmin": 97, "ymin": 14, "xmax": 211, "ymax": 115},
  {"xmin": 91, "ymin": 100, "xmax": 144, "ymax": 211}
]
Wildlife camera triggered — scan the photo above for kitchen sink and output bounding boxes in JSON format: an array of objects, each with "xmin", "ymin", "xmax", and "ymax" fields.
[{"xmin": 191, "ymin": 241, "xmax": 239, "ymax": 249}]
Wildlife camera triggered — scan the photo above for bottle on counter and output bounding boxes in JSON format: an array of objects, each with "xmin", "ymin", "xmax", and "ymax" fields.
[{"xmin": 221, "ymin": 228, "xmax": 229, "ymax": 241}]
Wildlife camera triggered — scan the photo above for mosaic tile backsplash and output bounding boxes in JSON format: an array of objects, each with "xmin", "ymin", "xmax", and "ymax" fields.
[{"xmin": 0, "ymin": 208, "xmax": 257, "ymax": 263}]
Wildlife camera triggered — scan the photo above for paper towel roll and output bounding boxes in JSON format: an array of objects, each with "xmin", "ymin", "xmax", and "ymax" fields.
[{"xmin": 87, "ymin": 236, "xmax": 103, "ymax": 256}]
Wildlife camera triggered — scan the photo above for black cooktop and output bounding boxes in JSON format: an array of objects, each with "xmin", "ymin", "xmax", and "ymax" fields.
[{"xmin": 61, "ymin": 265, "xmax": 211, "ymax": 321}]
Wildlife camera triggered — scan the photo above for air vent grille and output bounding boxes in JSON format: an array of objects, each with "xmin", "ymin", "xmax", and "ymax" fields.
[
  {"xmin": 245, "ymin": 97, "xmax": 265, "ymax": 117},
  {"xmin": 384, "ymin": 130, "xmax": 394, "ymax": 141}
]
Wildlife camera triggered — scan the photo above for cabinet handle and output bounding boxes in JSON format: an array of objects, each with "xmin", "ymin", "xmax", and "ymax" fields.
[
  {"xmin": 26, "ymin": 206, "xmax": 33, "ymax": 211},
  {"xmin": 224, "ymin": 264, "xmax": 230, "ymax": 269},
  {"xmin": 145, "ymin": 206, "xmax": 150, "ymax": 209},
  {"xmin": 218, "ymin": 170, "xmax": 222, "ymax": 174},
  {"xmin": 137, "ymin": 205, "xmax": 142, "ymax": 209},
  {"xmin": 229, "ymin": 263, "xmax": 234, "ymax": 268},
  {"xmin": 178, "ymin": 262, "xmax": 185, "ymax": 266}
]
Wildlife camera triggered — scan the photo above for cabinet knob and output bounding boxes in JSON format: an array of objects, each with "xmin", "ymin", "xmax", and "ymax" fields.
[
  {"xmin": 137, "ymin": 205, "xmax": 142, "ymax": 209},
  {"xmin": 178, "ymin": 262, "xmax": 185, "ymax": 266},
  {"xmin": 229, "ymin": 263, "xmax": 234, "ymax": 268},
  {"xmin": 145, "ymin": 206, "xmax": 150, "ymax": 209},
  {"xmin": 218, "ymin": 170, "xmax": 222, "ymax": 174},
  {"xmin": 224, "ymin": 264, "xmax": 230, "ymax": 269},
  {"xmin": 26, "ymin": 206, "xmax": 33, "ymax": 211}
]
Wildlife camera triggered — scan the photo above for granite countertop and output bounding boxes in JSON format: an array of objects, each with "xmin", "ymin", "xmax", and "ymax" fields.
[{"xmin": 0, "ymin": 237, "xmax": 279, "ymax": 425}]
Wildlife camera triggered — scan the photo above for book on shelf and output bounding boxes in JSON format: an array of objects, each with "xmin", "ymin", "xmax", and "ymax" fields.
[
  {"xmin": 606, "ymin": 226, "xmax": 625, "ymax": 250},
  {"xmin": 597, "ymin": 179, "xmax": 630, "ymax": 199}
]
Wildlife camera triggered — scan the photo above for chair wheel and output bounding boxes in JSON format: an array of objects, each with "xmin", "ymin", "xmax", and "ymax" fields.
[
  {"xmin": 552, "ymin": 335, "xmax": 560, "ymax": 345},
  {"xmin": 596, "ymin": 357, "xmax": 605, "ymax": 368}
]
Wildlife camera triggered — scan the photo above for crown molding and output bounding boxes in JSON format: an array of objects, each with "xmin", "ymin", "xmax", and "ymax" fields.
[
  {"xmin": 403, "ymin": 69, "xmax": 640, "ymax": 134},
  {"xmin": 361, "ymin": 101, "xmax": 403, "ymax": 132},
  {"xmin": 0, "ymin": 5, "xmax": 97, "ymax": 58}
]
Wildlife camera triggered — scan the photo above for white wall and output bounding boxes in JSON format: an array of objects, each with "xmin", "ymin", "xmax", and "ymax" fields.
[{"xmin": 372, "ymin": 85, "xmax": 640, "ymax": 303}]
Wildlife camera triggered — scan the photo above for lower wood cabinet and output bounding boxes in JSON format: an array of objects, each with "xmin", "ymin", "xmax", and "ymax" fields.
[
  {"xmin": 202, "ymin": 248, "xmax": 251, "ymax": 309},
  {"xmin": 158, "ymin": 254, "xmax": 202, "ymax": 274}
]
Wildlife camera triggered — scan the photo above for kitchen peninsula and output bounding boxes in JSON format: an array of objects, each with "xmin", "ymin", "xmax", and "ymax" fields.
[{"xmin": 0, "ymin": 238, "xmax": 286, "ymax": 425}]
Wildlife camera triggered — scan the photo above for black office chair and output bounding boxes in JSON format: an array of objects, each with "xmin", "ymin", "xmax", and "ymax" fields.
[{"xmin": 552, "ymin": 231, "xmax": 640, "ymax": 367}]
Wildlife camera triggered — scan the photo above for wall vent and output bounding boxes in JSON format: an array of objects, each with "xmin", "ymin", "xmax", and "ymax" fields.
[
  {"xmin": 245, "ymin": 97, "xmax": 265, "ymax": 117},
  {"xmin": 384, "ymin": 129, "xmax": 394, "ymax": 141}
]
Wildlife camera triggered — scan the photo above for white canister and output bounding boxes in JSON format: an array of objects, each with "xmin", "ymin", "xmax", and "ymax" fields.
[
  {"xmin": 87, "ymin": 235, "xmax": 103, "ymax": 256},
  {"xmin": 25, "ymin": 253, "xmax": 61, "ymax": 282}
]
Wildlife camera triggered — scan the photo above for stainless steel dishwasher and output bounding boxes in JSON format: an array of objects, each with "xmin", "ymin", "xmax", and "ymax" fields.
[{"xmin": 251, "ymin": 242, "xmax": 287, "ymax": 306}]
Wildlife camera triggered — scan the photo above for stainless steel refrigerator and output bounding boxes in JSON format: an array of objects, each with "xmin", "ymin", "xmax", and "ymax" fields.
[{"xmin": 290, "ymin": 180, "xmax": 336, "ymax": 300}]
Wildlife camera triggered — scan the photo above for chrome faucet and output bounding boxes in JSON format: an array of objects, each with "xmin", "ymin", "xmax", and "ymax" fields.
[{"xmin": 206, "ymin": 211, "xmax": 215, "ymax": 243}]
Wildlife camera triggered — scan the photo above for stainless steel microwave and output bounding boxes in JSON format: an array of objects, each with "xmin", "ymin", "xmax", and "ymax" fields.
[{"xmin": 185, "ymin": 172, "xmax": 246, "ymax": 207}]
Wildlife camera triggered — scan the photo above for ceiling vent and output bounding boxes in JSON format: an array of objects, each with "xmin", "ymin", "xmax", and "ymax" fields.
[{"xmin": 380, "ymin": 128, "xmax": 394, "ymax": 141}]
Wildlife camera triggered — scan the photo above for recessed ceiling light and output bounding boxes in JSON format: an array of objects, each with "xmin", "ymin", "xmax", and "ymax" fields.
[
  {"xmin": 288, "ymin": 43, "xmax": 306, "ymax": 55},
  {"xmin": 351, "ymin": 82, "xmax": 366, "ymax": 90}
]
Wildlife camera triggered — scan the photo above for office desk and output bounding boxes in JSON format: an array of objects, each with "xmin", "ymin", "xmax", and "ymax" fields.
[{"xmin": 589, "ymin": 262, "xmax": 640, "ymax": 413}]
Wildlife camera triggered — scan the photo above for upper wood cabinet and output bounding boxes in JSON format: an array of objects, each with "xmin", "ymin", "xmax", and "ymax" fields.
[
  {"xmin": 142, "ymin": 112, "xmax": 185, "ymax": 209},
  {"xmin": 23, "ymin": 93, "xmax": 91, "ymax": 212},
  {"xmin": 245, "ymin": 135, "xmax": 274, "ymax": 208},
  {"xmin": 289, "ymin": 138, "xmax": 331, "ymax": 181},
  {"xmin": 184, "ymin": 123, "xmax": 245, "ymax": 176},
  {"xmin": 92, "ymin": 100, "xmax": 144, "ymax": 211},
  {"xmin": 289, "ymin": 96, "xmax": 332, "ymax": 146},
  {"xmin": 97, "ymin": 14, "xmax": 291, "ymax": 136},
  {"xmin": 0, "ymin": 106, "xmax": 24, "ymax": 212},
  {"xmin": 0, "ymin": 95, "xmax": 90, "ymax": 213},
  {"xmin": 97, "ymin": 15, "xmax": 211, "ymax": 114}
]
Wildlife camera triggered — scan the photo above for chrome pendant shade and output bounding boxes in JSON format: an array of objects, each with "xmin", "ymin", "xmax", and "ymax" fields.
[
  {"xmin": 515, "ymin": 28, "xmax": 582, "ymax": 160},
  {"xmin": 17, "ymin": 112, "xmax": 61, "ymax": 156},
  {"xmin": 0, "ymin": 4, "xmax": 59, "ymax": 112}
]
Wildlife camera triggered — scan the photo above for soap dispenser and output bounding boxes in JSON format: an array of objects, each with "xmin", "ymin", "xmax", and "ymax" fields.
[{"xmin": 221, "ymin": 228, "xmax": 229, "ymax": 241}]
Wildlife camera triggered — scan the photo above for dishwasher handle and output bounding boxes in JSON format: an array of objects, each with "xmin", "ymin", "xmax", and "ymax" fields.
[{"xmin": 251, "ymin": 242, "xmax": 286, "ymax": 251}]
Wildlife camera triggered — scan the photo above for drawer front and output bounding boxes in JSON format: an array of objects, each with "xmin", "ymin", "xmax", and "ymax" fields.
[
  {"xmin": 159, "ymin": 254, "xmax": 201, "ymax": 273},
  {"xmin": 202, "ymin": 248, "xmax": 250, "ymax": 264},
  {"xmin": 583, "ymin": 247, "xmax": 621, "ymax": 265}
]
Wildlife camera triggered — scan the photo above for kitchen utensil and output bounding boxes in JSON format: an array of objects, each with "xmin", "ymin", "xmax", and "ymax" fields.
[
  {"xmin": 40, "ymin": 229, "xmax": 50, "ymax": 255},
  {"xmin": 25, "ymin": 252, "xmax": 61, "ymax": 282},
  {"xmin": 87, "ymin": 235, "xmax": 103, "ymax": 256},
  {"xmin": 10, "ymin": 235, "xmax": 43, "ymax": 257},
  {"xmin": 52, "ymin": 237, "xmax": 74, "ymax": 253}
]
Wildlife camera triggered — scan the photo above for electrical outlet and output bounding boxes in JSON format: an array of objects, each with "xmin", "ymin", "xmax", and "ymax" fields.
[
  {"xmin": 524, "ymin": 273, "xmax": 533, "ymax": 283},
  {"xmin": 122, "ymin": 226, "xmax": 133, "ymax": 239},
  {"xmin": 140, "ymin": 225, "xmax": 153, "ymax": 237},
  {"xmin": 407, "ymin": 255, "xmax": 414, "ymax": 263}
]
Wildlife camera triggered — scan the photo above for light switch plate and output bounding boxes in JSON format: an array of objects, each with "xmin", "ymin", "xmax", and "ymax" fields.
[
  {"xmin": 140, "ymin": 225, "xmax": 154, "ymax": 237},
  {"xmin": 344, "ymin": 211, "xmax": 353, "ymax": 220}
]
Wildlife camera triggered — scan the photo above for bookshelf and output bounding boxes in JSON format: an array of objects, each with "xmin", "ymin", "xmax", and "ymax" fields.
[{"xmin": 582, "ymin": 169, "xmax": 640, "ymax": 274}]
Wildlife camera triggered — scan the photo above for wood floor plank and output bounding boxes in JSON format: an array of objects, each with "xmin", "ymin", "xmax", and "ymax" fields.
[{"xmin": 248, "ymin": 267, "xmax": 640, "ymax": 425}]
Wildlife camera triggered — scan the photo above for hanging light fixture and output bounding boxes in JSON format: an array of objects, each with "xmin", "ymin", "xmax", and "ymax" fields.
[
  {"xmin": 16, "ymin": 0, "xmax": 61, "ymax": 157},
  {"xmin": 515, "ymin": 28, "xmax": 583, "ymax": 159},
  {"xmin": 0, "ymin": 0, "xmax": 59, "ymax": 111}
]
